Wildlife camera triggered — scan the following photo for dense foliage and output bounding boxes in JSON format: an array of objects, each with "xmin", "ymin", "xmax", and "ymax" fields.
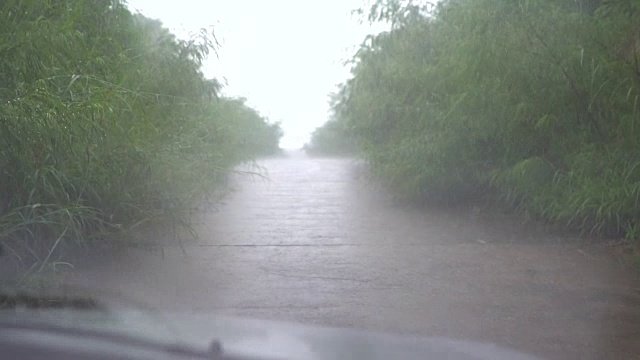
[
  {"xmin": 0, "ymin": 0, "xmax": 282, "ymax": 265},
  {"xmin": 317, "ymin": 0, "xmax": 640, "ymax": 240}
]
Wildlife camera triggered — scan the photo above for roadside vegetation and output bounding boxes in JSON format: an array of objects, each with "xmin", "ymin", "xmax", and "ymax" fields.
[
  {"xmin": 0, "ymin": 0, "xmax": 282, "ymax": 269},
  {"xmin": 311, "ymin": 0, "xmax": 640, "ymax": 242}
]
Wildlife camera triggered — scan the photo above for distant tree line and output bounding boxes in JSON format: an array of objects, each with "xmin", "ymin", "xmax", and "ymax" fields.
[{"xmin": 304, "ymin": 93, "xmax": 356, "ymax": 156}]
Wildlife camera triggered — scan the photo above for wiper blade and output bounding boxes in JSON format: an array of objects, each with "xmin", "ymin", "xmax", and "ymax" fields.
[{"xmin": 0, "ymin": 293, "xmax": 104, "ymax": 310}]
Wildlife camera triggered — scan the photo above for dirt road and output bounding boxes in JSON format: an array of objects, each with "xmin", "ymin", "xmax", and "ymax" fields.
[{"xmin": 67, "ymin": 151, "xmax": 640, "ymax": 359}]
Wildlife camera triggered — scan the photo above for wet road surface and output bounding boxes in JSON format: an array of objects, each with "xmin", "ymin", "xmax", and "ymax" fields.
[{"xmin": 67, "ymin": 151, "xmax": 639, "ymax": 359}]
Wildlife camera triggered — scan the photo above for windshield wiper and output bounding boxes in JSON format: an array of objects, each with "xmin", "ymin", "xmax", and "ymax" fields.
[{"xmin": 0, "ymin": 293, "xmax": 104, "ymax": 310}]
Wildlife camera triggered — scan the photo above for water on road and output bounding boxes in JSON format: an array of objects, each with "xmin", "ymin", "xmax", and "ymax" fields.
[{"xmin": 68, "ymin": 151, "xmax": 639, "ymax": 359}]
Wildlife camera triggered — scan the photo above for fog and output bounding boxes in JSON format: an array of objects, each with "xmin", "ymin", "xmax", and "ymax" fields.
[{"xmin": 126, "ymin": 0, "xmax": 386, "ymax": 148}]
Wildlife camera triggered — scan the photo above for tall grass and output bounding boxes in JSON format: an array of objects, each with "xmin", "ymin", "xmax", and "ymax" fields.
[
  {"xmin": 0, "ymin": 0, "xmax": 282, "ymax": 271},
  {"xmin": 316, "ymin": 0, "xmax": 640, "ymax": 241}
]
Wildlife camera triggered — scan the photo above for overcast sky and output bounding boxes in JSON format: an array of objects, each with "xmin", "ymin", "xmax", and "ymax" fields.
[{"xmin": 126, "ymin": 0, "xmax": 385, "ymax": 148}]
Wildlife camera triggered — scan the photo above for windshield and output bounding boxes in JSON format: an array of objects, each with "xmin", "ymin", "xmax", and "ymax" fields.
[{"xmin": 1, "ymin": 1, "xmax": 639, "ymax": 359}]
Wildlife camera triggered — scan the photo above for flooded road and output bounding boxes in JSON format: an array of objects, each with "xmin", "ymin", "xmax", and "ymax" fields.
[{"xmin": 69, "ymin": 151, "xmax": 639, "ymax": 359}]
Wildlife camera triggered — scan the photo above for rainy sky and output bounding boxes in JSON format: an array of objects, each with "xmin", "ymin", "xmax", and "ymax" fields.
[{"xmin": 126, "ymin": 0, "xmax": 385, "ymax": 148}]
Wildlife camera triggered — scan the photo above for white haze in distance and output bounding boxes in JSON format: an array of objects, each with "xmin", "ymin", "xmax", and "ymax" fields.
[{"xmin": 126, "ymin": 0, "xmax": 387, "ymax": 149}]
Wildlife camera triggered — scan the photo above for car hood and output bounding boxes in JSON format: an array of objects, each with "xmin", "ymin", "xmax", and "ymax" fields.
[{"xmin": 0, "ymin": 308, "xmax": 542, "ymax": 360}]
